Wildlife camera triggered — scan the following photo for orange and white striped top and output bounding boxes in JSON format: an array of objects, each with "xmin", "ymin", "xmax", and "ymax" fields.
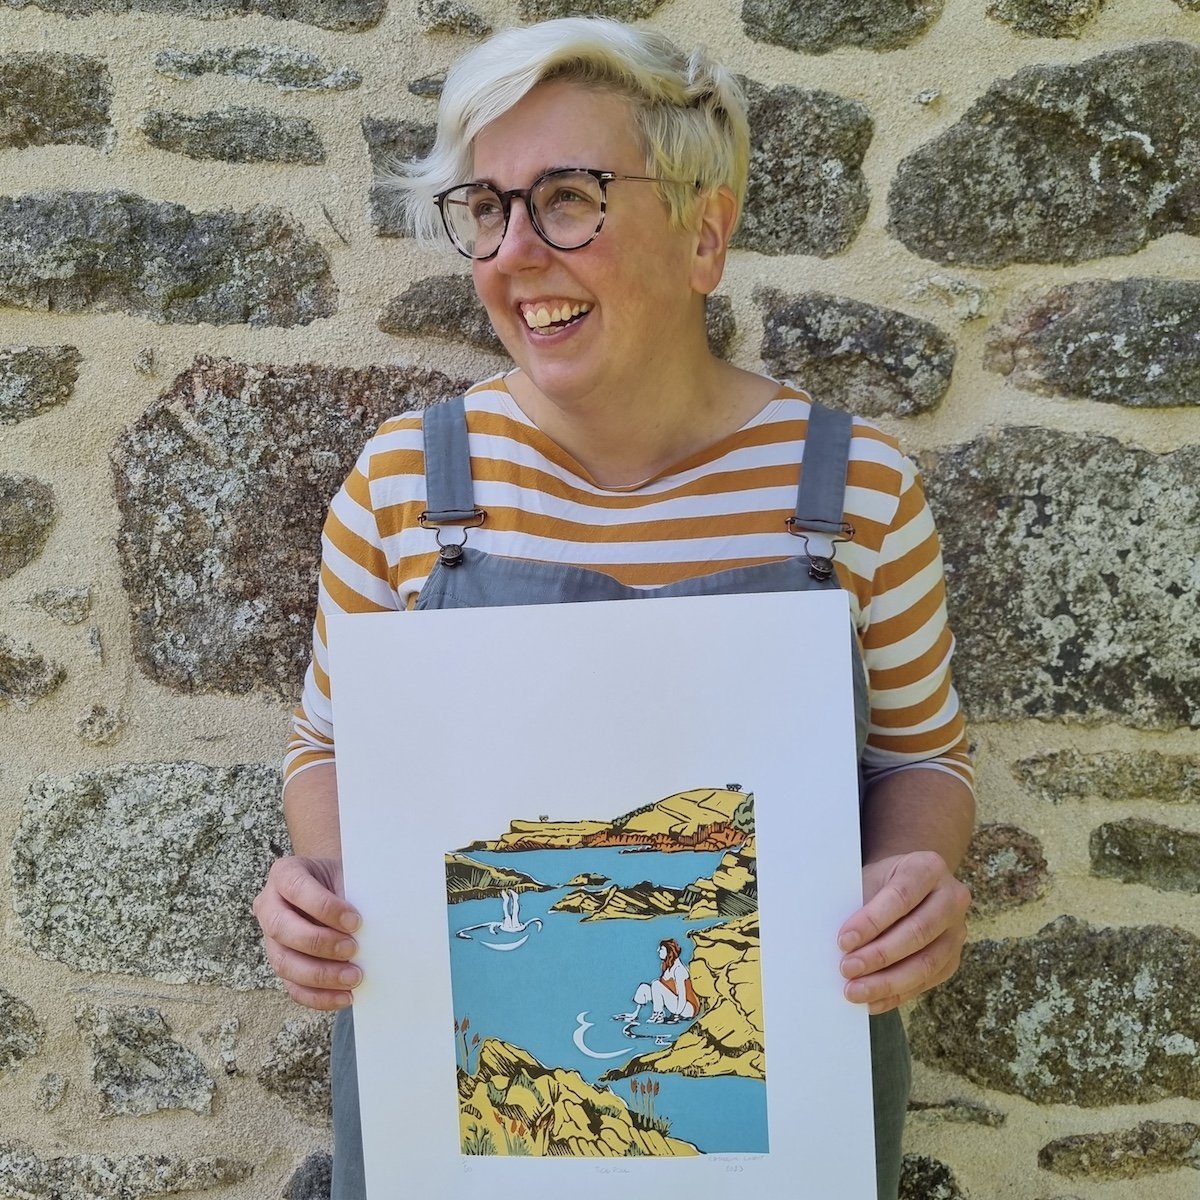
[{"xmin": 286, "ymin": 376, "xmax": 972, "ymax": 791}]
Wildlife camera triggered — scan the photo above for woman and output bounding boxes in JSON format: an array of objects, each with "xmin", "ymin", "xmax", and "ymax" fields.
[
  {"xmin": 253, "ymin": 17, "xmax": 974, "ymax": 1199},
  {"xmin": 616, "ymin": 938, "xmax": 700, "ymax": 1025}
]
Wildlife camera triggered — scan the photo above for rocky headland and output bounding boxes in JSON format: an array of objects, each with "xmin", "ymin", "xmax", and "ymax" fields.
[{"xmin": 457, "ymin": 1037, "xmax": 698, "ymax": 1157}]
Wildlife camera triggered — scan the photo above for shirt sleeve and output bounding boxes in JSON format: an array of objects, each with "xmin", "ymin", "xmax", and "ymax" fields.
[
  {"xmin": 283, "ymin": 433, "xmax": 400, "ymax": 788},
  {"xmin": 858, "ymin": 452, "xmax": 973, "ymax": 793}
]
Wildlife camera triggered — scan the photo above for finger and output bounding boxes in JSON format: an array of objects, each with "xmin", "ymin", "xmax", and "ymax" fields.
[
  {"xmin": 841, "ymin": 877, "xmax": 970, "ymax": 979},
  {"xmin": 837, "ymin": 852, "xmax": 947, "ymax": 952},
  {"xmin": 265, "ymin": 939, "xmax": 363, "ymax": 995},
  {"xmin": 282, "ymin": 980, "xmax": 356, "ymax": 1012},
  {"xmin": 257, "ymin": 895, "xmax": 360, "ymax": 962},
  {"xmin": 271, "ymin": 859, "xmax": 361, "ymax": 934},
  {"xmin": 843, "ymin": 926, "xmax": 965, "ymax": 1009}
]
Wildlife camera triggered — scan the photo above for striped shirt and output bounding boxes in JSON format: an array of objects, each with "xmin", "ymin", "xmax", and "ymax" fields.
[{"xmin": 286, "ymin": 376, "xmax": 972, "ymax": 791}]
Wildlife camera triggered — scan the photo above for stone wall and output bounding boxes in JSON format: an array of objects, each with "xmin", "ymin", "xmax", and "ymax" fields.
[{"xmin": 1, "ymin": 0, "xmax": 1197, "ymax": 1196}]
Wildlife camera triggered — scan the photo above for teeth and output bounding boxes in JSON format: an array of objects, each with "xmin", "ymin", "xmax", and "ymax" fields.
[{"xmin": 520, "ymin": 302, "xmax": 592, "ymax": 330}]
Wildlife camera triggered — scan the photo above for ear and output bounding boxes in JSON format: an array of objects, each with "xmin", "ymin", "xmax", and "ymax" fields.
[{"xmin": 689, "ymin": 185, "xmax": 738, "ymax": 296}]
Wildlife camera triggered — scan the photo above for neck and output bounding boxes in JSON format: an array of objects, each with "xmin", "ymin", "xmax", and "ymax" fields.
[{"xmin": 508, "ymin": 354, "xmax": 775, "ymax": 488}]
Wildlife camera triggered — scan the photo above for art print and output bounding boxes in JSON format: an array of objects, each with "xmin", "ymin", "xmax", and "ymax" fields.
[{"xmin": 329, "ymin": 591, "xmax": 876, "ymax": 1198}]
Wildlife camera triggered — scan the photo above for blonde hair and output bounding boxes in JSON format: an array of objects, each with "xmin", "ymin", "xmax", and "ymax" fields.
[{"xmin": 384, "ymin": 17, "xmax": 750, "ymax": 245}]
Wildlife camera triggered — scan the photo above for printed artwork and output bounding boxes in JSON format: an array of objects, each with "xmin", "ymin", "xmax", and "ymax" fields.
[{"xmin": 445, "ymin": 785, "xmax": 766, "ymax": 1158}]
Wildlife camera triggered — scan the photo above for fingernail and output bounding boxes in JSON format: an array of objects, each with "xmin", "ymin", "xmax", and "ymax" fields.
[
  {"xmin": 841, "ymin": 956, "xmax": 864, "ymax": 979},
  {"xmin": 845, "ymin": 981, "xmax": 868, "ymax": 1003},
  {"xmin": 341, "ymin": 912, "xmax": 361, "ymax": 933},
  {"xmin": 336, "ymin": 938, "xmax": 357, "ymax": 958},
  {"xmin": 334, "ymin": 993, "xmax": 352, "ymax": 1008},
  {"xmin": 839, "ymin": 931, "xmax": 861, "ymax": 952},
  {"xmin": 339, "ymin": 966, "xmax": 361, "ymax": 986}
]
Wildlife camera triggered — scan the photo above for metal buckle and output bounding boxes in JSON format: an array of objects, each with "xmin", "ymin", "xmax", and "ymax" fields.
[
  {"xmin": 418, "ymin": 509, "xmax": 487, "ymax": 569},
  {"xmin": 785, "ymin": 517, "xmax": 855, "ymax": 582}
]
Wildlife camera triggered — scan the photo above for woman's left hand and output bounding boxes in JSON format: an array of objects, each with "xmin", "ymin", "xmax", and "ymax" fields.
[{"xmin": 836, "ymin": 851, "xmax": 971, "ymax": 1015}]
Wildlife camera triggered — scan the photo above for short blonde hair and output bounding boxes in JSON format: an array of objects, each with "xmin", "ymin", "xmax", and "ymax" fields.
[{"xmin": 386, "ymin": 17, "xmax": 750, "ymax": 246}]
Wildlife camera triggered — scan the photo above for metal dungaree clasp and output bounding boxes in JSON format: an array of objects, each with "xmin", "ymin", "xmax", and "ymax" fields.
[
  {"xmin": 785, "ymin": 517, "xmax": 855, "ymax": 582},
  {"xmin": 418, "ymin": 508, "xmax": 487, "ymax": 568}
]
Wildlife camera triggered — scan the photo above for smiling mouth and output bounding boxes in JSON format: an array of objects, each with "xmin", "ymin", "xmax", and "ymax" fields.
[{"xmin": 520, "ymin": 301, "xmax": 593, "ymax": 334}]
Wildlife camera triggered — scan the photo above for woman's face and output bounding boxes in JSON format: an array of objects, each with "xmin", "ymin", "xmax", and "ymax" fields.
[{"xmin": 469, "ymin": 80, "xmax": 705, "ymax": 410}]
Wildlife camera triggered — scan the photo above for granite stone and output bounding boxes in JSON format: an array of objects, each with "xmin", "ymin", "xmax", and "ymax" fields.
[
  {"xmin": 0, "ymin": 0, "xmax": 385, "ymax": 30},
  {"xmin": 758, "ymin": 288, "xmax": 955, "ymax": 416},
  {"xmin": 0, "ymin": 192, "xmax": 335, "ymax": 327},
  {"xmin": 987, "ymin": 0, "xmax": 1104, "ymax": 38},
  {"xmin": 960, "ymin": 823, "xmax": 1050, "ymax": 915},
  {"xmin": 890, "ymin": 42, "xmax": 1200, "ymax": 267},
  {"xmin": 909, "ymin": 917, "xmax": 1200, "ymax": 1105},
  {"xmin": 734, "ymin": 79, "xmax": 872, "ymax": 258},
  {"xmin": 12, "ymin": 762, "xmax": 288, "ymax": 988},
  {"xmin": 1091, "ymin": 818, "xmax": 1200, "ymax": 893},
  {"xmin": 76, "ymin": 1005, "xmax": 216, "ymax": 1117},
  {"xmin": 31, "ymin": 585, "xmax": 93, "ymax": 626},
  {"xmin": 0, "ymin": 988, "xmax": 43, "ymax": 1074},
  {"xmin": 921, "ymin": 429, "xmax": 1200, "ymax": 728},
  {"xmin": 742, "ymin": 0, "xmax": 942, "ymax": 54},
  {"xmin": 380, "ymin": 274, "xmax": 504, "ymax": 353},
  {"xmin": 283, "ymin": 1152, "xmax": 332, "ymax": 1198},
  {"xmin": 74, "ymin": 703, "xmax": 128, "ymax": 746},
  {"xmin": 140, "ymin": 106, "xmax": 324, "ymax": 164},
  {"xmin": 416, "ymin": 0, "xmax": 490, "ymax": 34},
  {"xmin": 0, "ymin": 53, "xmax": 111, "ymax": 150},
  {"xmin": 985, "ymin": 278, "xmax": 1200, "ymax": 408},
  {"xmin": 1039, "ymin": 1120, "xmax": 1200, "ymax": 1179},
  {"xmin": 1015, "ymin": 749, "xmax": 1200, "ymax": 805},
  {"xmin": 0, "ymin": 1141, "xmax": 251, "ymax": 1198},
  {"xmin": 112, "ymin": 357, "xmax": 468, "ymax": 696},
  {"xmin": 364, "ymin": 118, "xmax": 436, "ymax": 237},
  {"xmin": 34, "ymin": 1073, "xmax": 67, "ymax": 1112},
  {"xmin": 898, "ymin": 1154, "xmax": 968, "ymax": 1200},
  {"xmin": 0, "ymin": 345, "xmax": 82, "ymax": 425},
  {"xmin": 257, "ymin": 1014, "xmax": 333, "ymax": 1122},
  {"xmin": 516, "ymin": 0, "xmax": 667, "ymax": 19},
  {"xmin": 1, "ymin": 474, "xmax": 55, "ymax": 581},
  {"xmin": 154, "ymin": 44, "xmax": 362, "ymax": 91},
  {"xmin": 0, "ymin": 634, "xmax": 65, "ymax": 709}
]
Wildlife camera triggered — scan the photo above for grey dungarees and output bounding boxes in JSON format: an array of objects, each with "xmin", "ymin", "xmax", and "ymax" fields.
[{"xmin": 329, "ymin": 395, "xmax": 912, "ymax": 1200}]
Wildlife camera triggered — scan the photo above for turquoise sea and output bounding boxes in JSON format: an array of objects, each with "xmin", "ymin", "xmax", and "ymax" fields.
[{"xmin": 446, "ymin": 845, "xmax": 769, "ymax": 1154}]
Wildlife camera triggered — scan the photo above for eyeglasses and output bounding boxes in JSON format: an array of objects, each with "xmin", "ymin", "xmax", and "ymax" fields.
[{"xmin": 433, "ymin": 167, "xmax": 699, "ymax": 260}]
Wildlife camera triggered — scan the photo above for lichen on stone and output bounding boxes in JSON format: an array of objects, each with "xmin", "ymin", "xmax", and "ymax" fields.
[
  {"xmin": 0, "ymin": 345, "xmax": 81, "ymax": 425},
  {"xmin": 0, "ymin": 53, "xmax": 112, "ymax": 150},
  {"xmin": 985, "ymin": 278, "xmax": 1200, "ymax": 408},
  {"xmin": 0, "ymin": 988, "xmax": 43, "ymax": 1074},
  {"xmin": 742, "ymin": 0, "xmax": 943, "ymax": 54},
  {"xmin": 757, "ymin": 287, "xmax": 955, "ymax": 416},
  {"xmin": 909, "ymin": 916, "xmax": 1200, "ymax": 1105},
  {"xmin": 256, "ymin": 1014, "xmax": 334, "ymax": 1122},
  {"xmin": 0, "ymin": 191, "xmax": 336, "ymax": 328},
  {"xmin": 112, "ymin": 357, "xmax": 469, "ymax": 697},
  {"xmin": 139, "ymin": 106, "xmax": 324, "ymax": 164},
  {"xmin": 76, "ymin": 1005, "xmax": 216, "ymax": 1118},
  {"xmin": 154, "ymin": 44, "xmax": 362, "ymax": 91},
  {"xmin": 922, "ymin": 429, "xmax": 1200, "ymax": 729},
  {"xmin": 733, "ymin": 79, "xmax": 872, "ymax": 257},
  {"xmin": 12, "ymin": 761, "xmax": 289, "ymax": 988},
  {"xmin": 1015, "ymin": 749, "xmax": 1200, "ymax": 805},
  {"xmin": 1091, "ymin": 818, "xmax": 1200, "ymax": 893},
  {"xmin": 0, "ymin": 473, "xmax": 56, "ymax": 580},
  {"xmin": 890, "ymin": 42, "xmax": 1200, "ymax": 267},
  {"xmin": 1039, "ymin": 1120, "xmax": 1200, "ymax": 1179}
]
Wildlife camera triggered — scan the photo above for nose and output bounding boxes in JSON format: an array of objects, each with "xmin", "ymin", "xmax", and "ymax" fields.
[{"xmin": 492, "ymin": 195, "xmax": 550, "ymax": 270}]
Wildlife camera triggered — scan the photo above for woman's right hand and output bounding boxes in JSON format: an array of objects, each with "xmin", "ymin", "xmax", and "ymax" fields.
[{"xmin": 253, "ymin": 855, "xmax": 363, "ymax": 1010}]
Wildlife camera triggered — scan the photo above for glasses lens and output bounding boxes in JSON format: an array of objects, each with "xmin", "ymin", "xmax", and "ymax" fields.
[
  {"xmin": 530, "ymin": 170, "xmax": 603, "ymax": 250},
  {"xmin": 441, "ymin": 184, "xmax": 505, "ymax": 258}
]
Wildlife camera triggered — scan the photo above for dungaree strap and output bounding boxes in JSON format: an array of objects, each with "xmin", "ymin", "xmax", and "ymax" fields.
[
  {"xmin": 792, "ymin": 401, "xmax": 854, "ymax": 536},
  {"xmin": 421, "ymin": 396, "xmax": 478, "ymax": 524}
]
